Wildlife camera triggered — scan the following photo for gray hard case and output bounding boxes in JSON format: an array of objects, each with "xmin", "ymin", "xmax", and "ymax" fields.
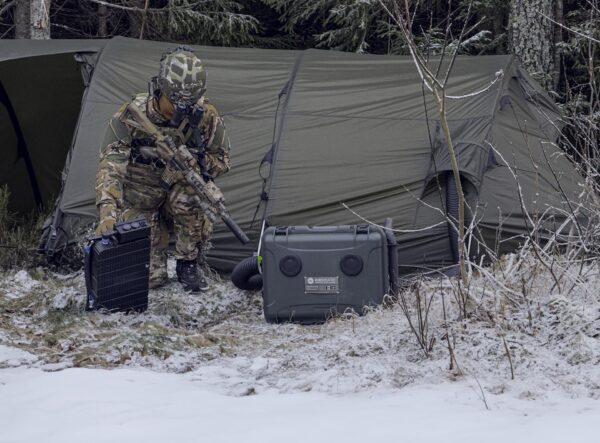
[{"xmin": 261, "ymin": 225, "xmax": 389, "ymax": 323}]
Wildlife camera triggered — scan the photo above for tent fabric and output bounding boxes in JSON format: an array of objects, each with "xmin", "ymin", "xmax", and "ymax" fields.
[
  {"xmin": 0, "ymin": 39, "xmax": 105, "ymax": 62},
  {"xmin": 0, "ymin": 40, "xmax": 105, "ymax": 213},
  {"xmin": 39, "ymin": 37, "xmax": 299, "ymax": 267},
  {"xmin": 0, "ymin": 37, "xmax": 583, "ymax": 275},
  {"xmin": 262, "ymin": 51, "xmax": 580, "ymax": 273}
]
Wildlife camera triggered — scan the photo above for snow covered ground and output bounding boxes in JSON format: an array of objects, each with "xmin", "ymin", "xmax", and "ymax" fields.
[
  {"xmin": 0, "ymin": 365, "xmax": 598, "ymax": 443},
  {"xmin": 0, "ymin": 254, "xmax": 599, "ymax": 442}
]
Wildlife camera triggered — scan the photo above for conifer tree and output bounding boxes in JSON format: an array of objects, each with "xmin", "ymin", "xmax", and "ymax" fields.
[
  {"xmin": 150, "ymin": 0, "xmax": 259, "ymax": 46},
  {"xmin": 30, "ymin": 0, "xmax": 51, "ymax": 39},
  {"xmin": 262, "ymin": 0, "xmax": 382, "ymax": 52},
  {"xmin": 509, "ymin": 0, "xmax": 555, "ymax": 89},
  {"xmin": 14, "ymin": 0, "xmax": 31, "ymax": 39}
]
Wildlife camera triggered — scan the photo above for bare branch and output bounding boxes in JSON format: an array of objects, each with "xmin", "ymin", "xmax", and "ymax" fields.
[
  {"xmin": 442, "ymin": 0, "xmax": 474, "ymax": 87},
  {"xmin": 341, "ymin": 202, "xmax": 448, "ymax": 233},
  {"xmin": 537, "ymin": 11, "xmax": 600, "ymax": 44},
  {"xmin": 86, "ymin": 0, "xmax": 211, "ymax": 14},
  {"xmin": 139, "ymin": 0, "xmax": 149, "ymax": 39},
  {"xmin": 0, "ymin": 24, "xmax": 14, "ymax": 38},
  {"xmin": 0, "ymin": 0, "xmax": 15, "ymax": 17},
  {"xmin": 446, "ymin": 69, "xmax": 504, "ymax": 99}
]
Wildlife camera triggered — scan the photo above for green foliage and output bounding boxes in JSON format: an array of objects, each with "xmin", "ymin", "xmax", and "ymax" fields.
[
  {"xmin": 149, "ymin": 0, "xmax": 260, "ymax": 46},
  {"xmin": 461, "ymin": 0, "xmax": 509, "ymax": 53},
  {"xmin": 261, "ymin": 0, "xmax": 508, "ymax": 55},
  {"xmin": 262, "ymin": 0, "xmax": 385, "ymax": 52},
  {"xmin": 316, "ymin": 1, "xmax": 374, "ymax": 52}
]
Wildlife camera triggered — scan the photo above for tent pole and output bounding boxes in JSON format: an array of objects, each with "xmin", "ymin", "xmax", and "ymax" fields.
[{"xmin": 0, "ymin": 81, "xmax": 43, "ymax": 209}]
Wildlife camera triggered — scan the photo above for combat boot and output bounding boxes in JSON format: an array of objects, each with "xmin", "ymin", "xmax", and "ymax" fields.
[{"xmin": 176, "ymin": 259, "xmax": 209, "ymax": 292}]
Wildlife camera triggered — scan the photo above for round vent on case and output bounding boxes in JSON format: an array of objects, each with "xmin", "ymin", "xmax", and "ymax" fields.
[
  {"xmin": 340, "ymin": 254, "xmax": 363, "ymax": 276},
  {"xmin": 279, "ymin": 255, "xmax": 302, "ymax": 277}
]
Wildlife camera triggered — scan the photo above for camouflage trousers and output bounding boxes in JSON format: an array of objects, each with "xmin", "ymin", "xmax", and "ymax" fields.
[{"xmin": 120, "ymin": 162, "xmax": 212, "ymax": 288}]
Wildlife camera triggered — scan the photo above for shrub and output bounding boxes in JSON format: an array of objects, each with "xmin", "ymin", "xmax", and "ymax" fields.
[{"xmin": 0, "ymin": 186, "xmax": 46, "ymax": 270}]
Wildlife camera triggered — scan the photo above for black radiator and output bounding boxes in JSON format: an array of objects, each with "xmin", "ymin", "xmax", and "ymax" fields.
[{"xmin": 84, "ymin": 217, "xmax": 151, "ymax": 312}]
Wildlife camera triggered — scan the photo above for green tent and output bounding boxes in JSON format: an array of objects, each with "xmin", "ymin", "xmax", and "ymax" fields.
[
  {"xmin": 0, "ymin": 37, "xmax": 581, "ymax": 274},
  {"xmin": 0, "ymin": 39, "xmax": 104, "ymax": 214}
]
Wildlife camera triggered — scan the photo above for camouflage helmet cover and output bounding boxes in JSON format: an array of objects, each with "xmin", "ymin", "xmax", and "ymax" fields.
[{"xmin": 157, "ymin": 46, "xmax": 207, "ymax": 104}]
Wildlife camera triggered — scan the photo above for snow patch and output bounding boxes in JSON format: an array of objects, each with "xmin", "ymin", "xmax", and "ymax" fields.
[
  {"xmin": 0, "ymin": 255, "xmax": 599, "ymax": 400},
  {"xmin": 0, "ymin": 345, "xmax": 37, "ymax": 368},
  {"xmin": 0, "ymin": 270, "xmax": 40, "ymax": 299},
  {"xmin": 51, "ymin": 287, "xmax": 86, "ymax": 310},
  {"xmin": 0, "ymin": 368, "xmax": 599, "ymax": 443}
]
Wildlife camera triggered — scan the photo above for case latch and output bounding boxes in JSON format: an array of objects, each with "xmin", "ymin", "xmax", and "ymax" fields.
[
  {"xmin": 275, "ymin": 226, "xmax": 288, "ymax": 236},
  {"xmin": 356, "ymin": 224, "xmax": 369, "ymax": 235}
]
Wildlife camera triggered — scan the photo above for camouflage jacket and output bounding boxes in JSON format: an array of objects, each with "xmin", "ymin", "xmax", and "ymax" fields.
[{"xmin": 96, "ymin": 93, "xmax": 231, "ymax": 215}]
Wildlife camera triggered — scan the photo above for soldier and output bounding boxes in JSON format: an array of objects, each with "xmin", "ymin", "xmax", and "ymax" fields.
[{"xmin": 95, "ymin": 46, "xmax": 230, "ymax": 292}]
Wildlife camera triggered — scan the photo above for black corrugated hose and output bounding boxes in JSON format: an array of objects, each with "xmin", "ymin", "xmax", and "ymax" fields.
[
  {"xmin": 446, "ymin": 171, "xmax": 460, "ymax": 264},
  {"xmin": 231, "ymin": 256, "xmax": 263, "ymax": 291}
]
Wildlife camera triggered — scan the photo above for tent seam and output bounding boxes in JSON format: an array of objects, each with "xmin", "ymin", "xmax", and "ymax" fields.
[
  {"xmin": 42, "ymin": 42, "xmax": 110, "ymax": 255},
  {"xmin": 283, "ymin": 112, "xmax": 495, "ymax": 122},
  {"xmin": 478, "ymin": 55, "xmax": 515, "ymax": 182},
  {"xmin": 262, "ymin": 50, "xmax": 306, "ymax": 224}
]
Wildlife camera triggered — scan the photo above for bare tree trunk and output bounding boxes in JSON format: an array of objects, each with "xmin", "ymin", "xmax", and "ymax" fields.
[
  {"xmin": 377, "ymin": 0, "xmax": 471, "ymax": 287},
  {"xmin": 139, "ymin": 0, "xmax": 150, "ymax": 39},
  {"xmin": 509, "ymin": 0, "xmax": 554, "ymax": 89},
  {"xmin": 98, "ymin": 3, "xmax": 107, "ymax": 37},
  {"xmin": 30, "ymin": 0, "xmax": 51, "ymax": 39},
  {"xmin": 553, "ymin": 0, "xmax": 564, "ymax": 90},
  {"xmin": 14, "ymin": 0, "xmax": 30, "ymax": 39},
  {"xmin": 126, "ymin": 0, "xmax": 144, "ymax": 38},
  {"xmin": 167, "ymin": 0, "xmax": 175, "ymax": 41}
]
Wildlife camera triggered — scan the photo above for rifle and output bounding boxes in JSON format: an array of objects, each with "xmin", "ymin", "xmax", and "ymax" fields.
[{"xmin": 124, "ymin": 102, "xmax": 250, "ymax": 245}]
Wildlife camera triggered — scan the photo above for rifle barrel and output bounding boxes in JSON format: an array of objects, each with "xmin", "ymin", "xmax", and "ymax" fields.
[{"xmin": 222, "ymin": 213, "xmax": 250, "ymax": 244}]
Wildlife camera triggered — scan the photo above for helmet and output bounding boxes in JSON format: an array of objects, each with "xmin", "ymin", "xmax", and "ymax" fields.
[{"xmin": 157, "ymin": 46, "xmax": 206, "ymax": 105}]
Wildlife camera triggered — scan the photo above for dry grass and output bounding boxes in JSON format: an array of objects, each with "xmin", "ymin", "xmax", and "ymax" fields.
[{"xmin": 0, "ymin": 186, "xmax": 47, "ymax": 270}]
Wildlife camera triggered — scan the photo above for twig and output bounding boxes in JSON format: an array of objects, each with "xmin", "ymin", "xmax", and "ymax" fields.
[
  {"xmin": 139, "ymin": 0, "xmax": 150, "ymax": 39},
  {"xmin": 471, "ymin": 373, "xmax": 490, "ymax": 410},
  {"xmin": 446, "ymin": 70, "xmax": 503, "ymax": 99},
  {"xmin": 488, "ymin": 143, "xmax": 564, "ymax": 293},
  {"xmin": 86, "ymin": 0, "xmax": 209, "ymax": 13},
  {"xmin": 441, "ymin": 290, "xmax": 461, "ymax": 373},
  {"xmin": 397, "ymin": 280, "xmax": 435, "ymax": 358},
  {"xmin": 0, "ymin": 24, "xmax": 14, "ymax": 39},
  {"xmin": 537, "ymin": 11, "xmax": 600, "ymax": 44},
  {"xmin": 0, "ymin": 0, "xmax": 15, "ymax": 17},
  {"xmin": 341, "ymin": 202, "xmax": 447, "ymax": 233},
  {"xmin": 501, "ymin": 334, "xmax": 515, "ymax": 380}
]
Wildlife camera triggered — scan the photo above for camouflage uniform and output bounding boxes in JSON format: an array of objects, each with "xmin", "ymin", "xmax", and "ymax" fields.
[{"xmin": 95, "ymin": 93, "xmax": 230, "ymax": 288}]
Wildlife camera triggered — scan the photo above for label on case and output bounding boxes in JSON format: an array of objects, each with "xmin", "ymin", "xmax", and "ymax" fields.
[{"xmin": 304, "ymin": 276, "xmax": 339, "ymax": 294}]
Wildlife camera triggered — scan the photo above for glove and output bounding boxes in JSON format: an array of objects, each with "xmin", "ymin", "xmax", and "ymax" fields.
[
  {"xmin": 96, "ymin": 217, "xmax": 116, "ymax": 235},
  {"xmin": 96, "ymin": 204, "xmax": 118, "ymax": 235}
]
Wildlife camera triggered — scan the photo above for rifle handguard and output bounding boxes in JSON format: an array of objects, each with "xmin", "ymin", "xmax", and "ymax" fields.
[{"xmin": 160, "ymin": 160, "xmax": 180, "ymax": 190}]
